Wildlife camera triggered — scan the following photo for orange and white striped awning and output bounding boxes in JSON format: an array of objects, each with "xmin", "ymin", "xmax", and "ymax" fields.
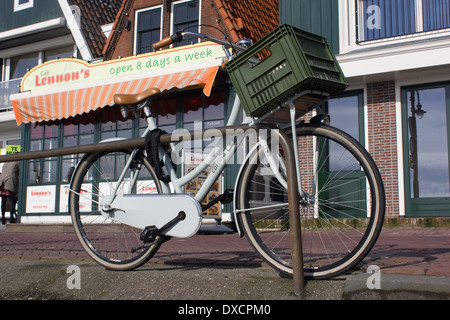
[{"xmin": 10, "ymin": 42, "xmax": 225, "ymax": 125}]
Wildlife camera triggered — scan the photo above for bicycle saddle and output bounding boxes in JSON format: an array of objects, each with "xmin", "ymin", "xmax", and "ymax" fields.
[{"xmin": 114, "ymin": 87, "xmax": 161, "ymax": 105}]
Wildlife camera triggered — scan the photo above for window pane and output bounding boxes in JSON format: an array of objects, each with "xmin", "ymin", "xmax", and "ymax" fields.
[
  {"xmin": 45, "ymin": 46, "xmax": 74, "ymax": 61},
  {"xmin": 326, "ymin": 95, "xmax": 361, "ymax": 171},
  {"xmin": 45, "ymin": 125, "xmax": 59, "ymax": 138},
  {"xmin": 187, "ymin": 1, "xmax": 199, "ymax": 20},
  {"xmin": 79, "ymin": 123, "xmax": 94, "ymax": 134},
  {"xmin": 63, "ymin": 135, "xmax": 77, "ymax": 148},
  {"xmin": 139, "ymin": 30, "xmax": 160, "ymax": 54},
  {"xmin": 43, "ymin": 160, "xmax": 58, "ymax": 183},
  {"xmin": 44, "ymin": 137, "xmax": 58, "ymax": 150},
  {"xmin": 204, "ymin": 103, "xmax": 224, "ymax": 120},
  {"xmin": 62, "ymin": 157, "xmax": 78, "ymax": 183},
  {"xmin": 138, "ymin": 11, "xmax": 151, "ymax": 30},
  {"xmin": 6, "ymin": 138, "xmax": 21, "ymax": 146},
  {"xmin": 158, "ymin": 113, "xmax": 176, "ymax": 126},
  {"xmin": 328, "ymin": 96, "xmax": 360, "ymax": 141},
  {"xmin": 175, "ymin": 4, "xmax": 187, "ymax": 22},
  {"xmin": 79, "ymin": 134, "xmax": 94, "ymax": 145},
  {"xmin": 407, "ymin": 87, "xmax": 450, "ymax": 198},
  {"xmin": 423, "ymin": 0, "xmax": 450, "ymax": 31},
  {"xmin": 31, "ymin": 124, "xmax": 43, "ymax": 139},
  {"xmin": 362, "ymin": 0, "xmax": 416, "ymax": 41},
  {"xmin": 10, "ymin": 53, "xmax": 39, "ymax": 79},
  {"xmin": 184, "ymin": 108, "xmax": 202, "ymax": 122}
]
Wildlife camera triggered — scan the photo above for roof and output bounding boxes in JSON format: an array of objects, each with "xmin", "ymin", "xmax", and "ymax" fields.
[
  {"xmin": 103, "ymin": 0, "xmax": 279, "ymax": 60},
  {"xmin": 68, "ymin": 0, "xmax": 122, "ymax": 59},
  {"xmin": 212, "ymin": 0, "xmax": 279, "ymax": 43}
]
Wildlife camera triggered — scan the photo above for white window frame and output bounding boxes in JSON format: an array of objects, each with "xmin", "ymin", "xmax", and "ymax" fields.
[
  {"xmin": 134, "ymin": 5, "xmax": 164, "ymax": 55},
  {"xmin": 14, "ymin": 0, "xmax": 34, "ymax": 12}
]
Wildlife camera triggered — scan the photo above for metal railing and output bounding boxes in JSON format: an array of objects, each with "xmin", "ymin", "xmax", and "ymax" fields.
[{"xmin": 0, "ymin": 78, "xmax": 21, "ymax": 112}]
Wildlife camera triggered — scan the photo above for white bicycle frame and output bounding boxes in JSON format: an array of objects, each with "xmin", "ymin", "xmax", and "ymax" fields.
[{"xmin": 100, "ymin": 32, "xmax": 331, "ymax": 231}]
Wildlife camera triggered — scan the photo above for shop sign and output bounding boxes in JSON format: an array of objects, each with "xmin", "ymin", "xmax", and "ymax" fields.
[
  {"xmin": 20, "ymin": 42, "xmax": 225, "ymax": 93},
  {"xmin": 60, "ymin": 184, "xmax": 92, "ymax": 213},
  {"xmin": 6, "ymin": 145, "xmax": 21, "ymax": 154},
  {"xmin": 26, "ymin": 185, "xmax": 56, "ymax": 213}
]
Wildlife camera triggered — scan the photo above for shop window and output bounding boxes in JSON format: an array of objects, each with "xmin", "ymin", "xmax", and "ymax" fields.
[
  {"xmin": 101, "ymin": 116, "xmax": 133, "ymax": 141},
  {"xmin": 61, "ymin": 123, "xmax": 95, "ymax": 184},
  {"xmin": 28, "ymin": 123, "xmax": 59, "ymax": 184}
]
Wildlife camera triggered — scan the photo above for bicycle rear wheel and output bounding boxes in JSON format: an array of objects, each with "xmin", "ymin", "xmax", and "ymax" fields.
[
  {"xmin": 236, "ymin": 125, "xmax": 385, "ymax": 279},
  {"xmin": 69, "ymin": 149, "xmax": 163, "ymax": 271}
]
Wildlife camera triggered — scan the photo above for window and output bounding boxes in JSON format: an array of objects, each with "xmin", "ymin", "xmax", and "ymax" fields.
[
  {"xmin": 357, "ymin": 0, "xmax": 450, "ymax": 42},
  {"xmin": 423, "ymin": 0, "xmax": 450, "ymax": 31},
  {"xmin": 172, "ymin": 0, "xmax": 200, "ymax": 47},
  {"xmin": 402, "ymin": 83, "xmax": 450, "ymax": 216},
  {"xmin": 403, "ymin": 84, "xmax": 450, "ymax": 198},
  {"xmin": 45, "ymin": 46, "xmax": 75, "ymax": 61},
  {"xmin": 9, "ymin": 52, "xmax": 39, "ymax": 80},
  {"xmin": 61, "ymin": 123, "xmax": 95, "ymax": 183},
  {"xmin": 28, "ymin": 123, "xmax": 59, "ymax": 184},
  {"xmin": 14, "ymin": 0, "xmax": 34, "ymax": 12},
  {"xmin": 136, "ymin": 7, "xmax": 162, "ymax": 54}
]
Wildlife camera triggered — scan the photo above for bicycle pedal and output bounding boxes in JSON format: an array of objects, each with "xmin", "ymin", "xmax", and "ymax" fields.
[{"xmin": 140, "ymin": 226, "xmax": 159, "ymax": 244}]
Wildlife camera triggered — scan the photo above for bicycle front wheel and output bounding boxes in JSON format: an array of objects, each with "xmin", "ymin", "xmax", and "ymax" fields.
[
  {"xmin": 69, "ymin": 149, "xmax": 163, "ymax": 271},
  {"xmin": 236, "ymin": 125, "xmax": 385, "ymax": 279}
]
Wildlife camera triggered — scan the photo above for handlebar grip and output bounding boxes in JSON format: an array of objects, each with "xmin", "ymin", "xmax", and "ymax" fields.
[
  {"xmin": 153, "ymin": 33, "xmax": 184, "ymax": 50},
  {"xmin": 153, "ymin": 37, "xmax": 174, "ymax": 50}
]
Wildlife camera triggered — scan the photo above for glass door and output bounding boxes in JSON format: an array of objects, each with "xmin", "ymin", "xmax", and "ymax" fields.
[{"xmin": 402, "ymin": 83, "xmax": 450, "ymax": 216}]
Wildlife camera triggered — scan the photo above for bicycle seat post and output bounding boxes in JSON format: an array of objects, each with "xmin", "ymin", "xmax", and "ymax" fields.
[{"xmin": 142, "ymin": 103, "xmax": 152, "ymax": 119}]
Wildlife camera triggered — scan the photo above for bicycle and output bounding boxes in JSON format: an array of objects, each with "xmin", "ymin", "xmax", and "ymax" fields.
[{"xmin": 68, "ymin": 26, "xmax": 385, "ymax": 280}]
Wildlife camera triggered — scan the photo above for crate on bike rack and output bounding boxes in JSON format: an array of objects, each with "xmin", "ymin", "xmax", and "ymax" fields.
[{"xmin": 226, "ymin": 25, "xmax": 348, "ymax": 118}]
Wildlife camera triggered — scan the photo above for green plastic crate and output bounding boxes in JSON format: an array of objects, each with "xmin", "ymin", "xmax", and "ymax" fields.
[{"xmin": 226, "ymin": 25, "xmax": 348, "ymax": 117}]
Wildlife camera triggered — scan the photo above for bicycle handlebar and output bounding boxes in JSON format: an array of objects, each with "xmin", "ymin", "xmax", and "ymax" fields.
[{"xmin": 152, "ymin": 31, "xmax": 249, "ymax": 54}]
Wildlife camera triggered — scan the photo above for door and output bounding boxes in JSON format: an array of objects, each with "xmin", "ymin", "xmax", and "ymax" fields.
[{"xmin": 402, "ymin": 83, "xmax": 450, "ymax": 216}]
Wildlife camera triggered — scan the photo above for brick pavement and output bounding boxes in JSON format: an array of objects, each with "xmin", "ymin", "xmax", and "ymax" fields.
[{"xmin": 0, "ymin": 224, "xmax": 449, "ymax": 277}]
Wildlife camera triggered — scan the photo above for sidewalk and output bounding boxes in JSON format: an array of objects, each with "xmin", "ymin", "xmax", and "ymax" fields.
[{"xmin": 0, "ymin": 223, "xmax": 449, "ymax": 299}]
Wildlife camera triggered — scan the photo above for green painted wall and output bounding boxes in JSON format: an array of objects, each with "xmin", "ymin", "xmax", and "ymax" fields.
[
  {"xmin": 279, "ymin": 0, "xmax": 340, "ymax": 54},
  {"xmin": 0, "ymin": 0, "xmax": 63, "ymax": 32}
]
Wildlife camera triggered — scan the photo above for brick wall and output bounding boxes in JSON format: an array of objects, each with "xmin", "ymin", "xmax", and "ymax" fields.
[
  {"xmin": 366, "ymin": 81, "xmax": 399, "ymax": 217},
  {"xmin": 111, "ymin": 0, "xmax": 223, "ymax": 60}
]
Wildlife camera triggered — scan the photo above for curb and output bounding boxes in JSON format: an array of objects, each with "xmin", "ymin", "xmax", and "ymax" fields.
[{"xmin": 344, "ymin": 273, "xmax": 450, "ymax": 299}]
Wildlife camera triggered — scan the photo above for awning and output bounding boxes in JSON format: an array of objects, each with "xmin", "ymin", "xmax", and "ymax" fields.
[{"xmin": 10, "ymin": 42, "xmax": 226, "ymax": 125}]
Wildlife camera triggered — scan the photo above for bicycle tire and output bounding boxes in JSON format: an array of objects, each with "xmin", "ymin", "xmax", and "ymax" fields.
[
  {"xmin": 69, "ymin": 149, "xmax": 164, "ymax": 271},
  {"xmin": 236, "ymin": 124, "xmax": 385, "ymax": 279}
]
